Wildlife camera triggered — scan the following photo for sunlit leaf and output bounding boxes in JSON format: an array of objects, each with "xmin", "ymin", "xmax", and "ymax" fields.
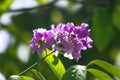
[
  {"xmin": 92, "ymin": 8, "xmax": 114, "ymax": 51},
  {"xmin": 61, "ymin": 65, "xmax": 86, "ymax": 80},
  {"xmin": 21, "ymin": 76, "xmax": 34, "ymax": 80},
  {"xmin": 89, "ymin": 60, "xmax": 120, "ymax": 78},
  {"xmin": 31, "ymin": 69, "xmax": 46, "ymax": 80},
  {"xmin": 38, "ymin": 49, "xmax": 66, "ymax": 80},
  {"xmin": 87, "ymin": 69, "xmax": 112, "ymax": 80}
]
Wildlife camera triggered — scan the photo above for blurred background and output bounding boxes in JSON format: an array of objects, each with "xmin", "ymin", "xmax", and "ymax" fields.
[{"xmin": 0, "ymin": 0, "xmax": 120, "ymax": 80}]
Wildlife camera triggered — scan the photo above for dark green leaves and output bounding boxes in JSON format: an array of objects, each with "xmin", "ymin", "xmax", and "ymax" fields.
[
  {"xmin": 61, "ymin": 65, "xmax": 87, "ymax": 80},
  {"xmin": 89, "ymin": 60, "xmax": 120, "ymax": 78},
  {"xmin": 92, "ymin": 8, "xmax": 114, "ymax": 51},
  {"xmin": 8, "ymin": 49, "xmax": 65, "ymax": 80},
  {"xmin": 87, "ymin": 69, "xmax": 112, "ymax": 80}
]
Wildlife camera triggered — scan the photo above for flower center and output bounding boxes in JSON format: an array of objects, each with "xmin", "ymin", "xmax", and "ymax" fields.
[
  {"xmin": 71, "ymin": 34, "xmax": 76, "ymax": 38},
  {"xmin": 69, "ymin": 34, "xmax": 76, "ymax": 39},
  {"xmin": 36, "ymin": 39, "xmax": 46, "ymax": 48},
  {"xmin": 58, "ymin": 43, "xmax": 64, "ymax": 48}
]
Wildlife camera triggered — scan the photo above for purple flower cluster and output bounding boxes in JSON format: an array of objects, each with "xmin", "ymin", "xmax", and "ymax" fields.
[
  {"xmin": 30, "ymin": 28, "xmax": 54, "ymax": 54},
  {"xmin": 30, "ymin": 23, "xmax": 93, "ymax": 61}
]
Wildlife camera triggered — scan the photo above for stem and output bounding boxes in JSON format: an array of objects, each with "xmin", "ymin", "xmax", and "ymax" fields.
[
  {"xmin": 86, "ymin": 60, "xmax": 93, "ymax": 68},
  {"xmin": 18, "ymin": 50, "xmax": 55, "ymax": 76},
  {"xmin": 18, "ymin": 62, "xmax": 38, "ymax": 76}
]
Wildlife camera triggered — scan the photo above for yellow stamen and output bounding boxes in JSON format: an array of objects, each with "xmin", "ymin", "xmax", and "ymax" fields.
[{"xmin": 38, "ymin": 44, "xmax": 40, "ymax": 48}]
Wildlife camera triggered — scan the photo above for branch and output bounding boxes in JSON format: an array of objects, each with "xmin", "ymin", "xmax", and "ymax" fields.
[{"xmin": 7, "ymin": 0, "xmax": 58, "ymax": 13}]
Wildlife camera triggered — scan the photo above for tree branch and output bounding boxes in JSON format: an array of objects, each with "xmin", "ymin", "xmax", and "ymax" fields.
[{"xmin": 7, "ymin": 0, "xmax": 58, "ymax": 13}]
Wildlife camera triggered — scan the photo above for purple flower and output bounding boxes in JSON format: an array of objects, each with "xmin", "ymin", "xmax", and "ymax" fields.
[
  {"xmin": 30, "ymin": 22, "xmax": 93, "ymax": 61},
  {"xmin": 51, "ymin": 22, "xmax": 93, "ymax": 61},
  {"xmin": 30, "ymin": 28, "xmax": 54, "ymax": 54}
]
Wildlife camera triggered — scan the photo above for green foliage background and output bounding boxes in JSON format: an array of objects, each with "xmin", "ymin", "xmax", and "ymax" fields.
[{"xmin": 0, "ymin": 0, "xmax": 120, "ymax": 80}]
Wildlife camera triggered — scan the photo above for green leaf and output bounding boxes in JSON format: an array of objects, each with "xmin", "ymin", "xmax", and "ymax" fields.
[
  {"xmin": 0, "ymin": 0, "xmax": 13, "ymax": 16},
  {"xmin": 89, "ymin": 60, "xmax": 120, "ymax": 78},
  {"xmin": 21, "ymin": 76, "xmax": 34, "ymax": 80},
  {"xmin": 61, "ymin": 65, "xmax": 86, "ymax": 80},
  {"xmin": 38, "ymin": 49, "xmax": 66, "ymax": 80},
  {"xmin": 87, "ymin": 69, "xmax": 112, "ymax": 80},
  {"xmin": 92, "ymin": 8, "xmax": 114, "ymax": 51},
  {"xmin": 31, "ymin": 69, "xmax": 46, "ymax": 80}
]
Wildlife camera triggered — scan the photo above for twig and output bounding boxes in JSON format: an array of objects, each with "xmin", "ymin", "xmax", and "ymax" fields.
[{"xmin": 7, "ymin": 0, "xmax": 58, "ymax": 13}]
